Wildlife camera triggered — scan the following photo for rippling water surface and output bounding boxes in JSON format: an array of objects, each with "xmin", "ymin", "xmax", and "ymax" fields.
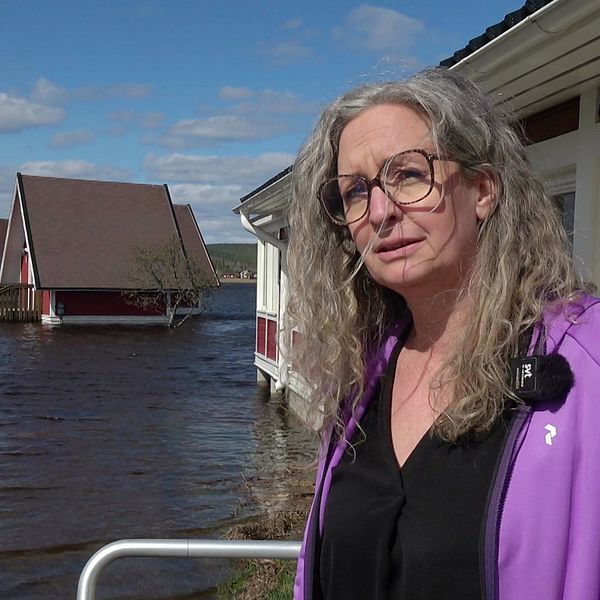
[{"xmin": 0, "ymin": 283, "xmax": 315, "ymax": 599}]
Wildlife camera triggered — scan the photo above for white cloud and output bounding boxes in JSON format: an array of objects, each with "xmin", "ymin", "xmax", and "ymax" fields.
[
  {"xmin": 0, "ymin": 92, "xmax": 65, "ymax": 133},
  {"xmin": 231, "ymin": 89, "xmax": 319, "ymax": 115},
  {"xmin": 109, "ymin": 83, "xmax": 152, "ymax": 99},
  {"xmin": 170, "ymin": 183, "xmax": 243, "ymax": 206},
  {"xmin": 219, "ymin": 86, "xmax": 256, "ymax": 101},
  {"xmin": 0, "ymin": 165, "xmax": 16, "ymax": 216},
  {"xmin": 282, "ymin": 17, "xmax": 303, "ymax": 30},
  {"xmin": 31, "ymin": 77, "xmax": 153, "ymax": 104},
  {"xmin": 192, "ymin": 216, "xmax": 256, "ymax": 244},
  {"xmin": 173, "ymin": 115, "xmax": 272, "ymax": 140},
  {"xmin": 110, "ymin": 110, "xmax": 137, "ymax": 122},
  {"xmin": 265, "ymin": 41, "xmax": 313, "ymax": 65},
  {"xmin": 74, "ymin": 83, "xmax": 152, "ymax": 101},
  {"xmin": 31, "ymin": 78, "xmax": 68, "ymax": 105},
  {"xmin": 140, "ymin": 111, "xmax": 164, "ymax": 128},
  {"xmin": 333, "ymin": 5, "xmax": 425, "ymax": 56},
  {"xmin": 144, "ymin": 152, "xmax": 294, "ymax": 243},
  {"xmin": 0, "ymin": 76, "xmax": 153, "ymax": 135},
  {"xmin": 0, "ymin": 165, "xmax": 15, "ymax": 189},
  {"xmin": 169, "ymin": 184, "xmax": 257, "ymax": 245},
  {"xmin": 107, "ymin": 124, "xmax": 128, "ymax": 137},
  {"xmin": 260, "ymin": 17, "xmax": 313, "ymax": 66},
  {"xmin": 152, "ymin": 115, "xmax": 288, "ymax": 148},
  {"xmin": 19, "ymin": 160, "xmax": 132, "ymax": 181},
  {"xmin": 143, "ymin": 152, "xmax": 294, "ymax": 185},
  {"xmin": 151, "ymin": 88, "xmax": 317, "ymax": 149},
  {"xmin": 108, "ymin": 109, "xmax": 165, "ymax": 135},
  {"xmin": 50, "ymin": 129, "xmax": 96, "ymax": 149}
]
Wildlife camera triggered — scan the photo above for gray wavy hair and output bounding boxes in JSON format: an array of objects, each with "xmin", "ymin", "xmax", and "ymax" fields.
[{"xmin": 284, "ymin": 67, "xmax": 591, "ymax": 441}]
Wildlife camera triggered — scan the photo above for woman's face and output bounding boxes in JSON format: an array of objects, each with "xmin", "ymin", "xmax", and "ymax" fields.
[{"xmin": 337, "ymin": 103, "xmax": 493, "ymax": 301}]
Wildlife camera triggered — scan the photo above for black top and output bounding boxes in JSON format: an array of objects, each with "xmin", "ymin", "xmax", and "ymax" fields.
[{"xmin": 318, "ymin": 341, "xmax": 511, "ymax": 599}]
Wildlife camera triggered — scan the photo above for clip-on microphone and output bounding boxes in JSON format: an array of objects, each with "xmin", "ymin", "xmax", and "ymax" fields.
[{"xmin": 509, "ymin": 354, "xmax": 574, "ymax": 405}]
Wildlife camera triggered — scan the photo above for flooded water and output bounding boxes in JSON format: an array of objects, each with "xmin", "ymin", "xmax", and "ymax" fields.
[{"xmin": 0, "ymin": 283, "xmax": 316, "ymax": 599}]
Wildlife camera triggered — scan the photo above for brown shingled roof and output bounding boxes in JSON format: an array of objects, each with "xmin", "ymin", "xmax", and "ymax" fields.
[
  {"xmin": 173, "ymin": 204, "xmax": 220, "ymax": 287},
  {"xmin": 17, "ymin": 174, "xmax": 192, "ymax": 290}
]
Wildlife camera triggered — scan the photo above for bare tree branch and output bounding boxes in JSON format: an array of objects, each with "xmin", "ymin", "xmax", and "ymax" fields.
[{"xmin": 125, "ymin": 236, "xmax": 215, "ymax": 327}]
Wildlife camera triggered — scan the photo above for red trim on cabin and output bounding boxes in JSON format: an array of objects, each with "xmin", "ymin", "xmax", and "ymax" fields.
[
  {"xmin": 266, "ymin": 319, "xmax": 277, "ymax": 361},
  {"xmin": 42, "ymin": 290, "xmax": 50, "ymax": 314},
  {"xmin": 257, "ymin": 316, "xmax": 278, "ymax": 361},
  {"xmin": 20, "ymin": 252, "xmax": 28, "ymax": 284},
  {"xmin": 54, "ymin": 291, "xmax": 164, "ymax": 316},
  {"xmin": 257, "ymin": 317, "xmax": 266, "ymax": 355}
]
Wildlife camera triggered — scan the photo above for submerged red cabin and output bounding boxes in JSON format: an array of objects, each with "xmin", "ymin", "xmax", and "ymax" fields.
[{"xmin": 0, "ymin": 174, "xmax": 219, "ymax": 325}]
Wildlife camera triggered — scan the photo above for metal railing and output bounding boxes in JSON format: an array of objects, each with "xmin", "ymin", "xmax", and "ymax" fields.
[{"xmin": 77, "ymin": 538, "xmax": 301, "ymax": 600}]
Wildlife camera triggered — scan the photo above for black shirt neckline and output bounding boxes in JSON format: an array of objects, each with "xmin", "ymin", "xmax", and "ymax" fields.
[{"xmin": 319, "ymin": 336, "xmax": 510, "ymax": 600}]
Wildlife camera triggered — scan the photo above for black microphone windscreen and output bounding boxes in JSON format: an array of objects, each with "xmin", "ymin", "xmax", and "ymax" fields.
[{"xmin": 536, "ymin": 354, "xmax": 574, "ymax": 402}]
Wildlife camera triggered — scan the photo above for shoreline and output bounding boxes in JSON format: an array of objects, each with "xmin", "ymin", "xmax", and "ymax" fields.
[
  {"xmin": 216, "ymin": 463, "xmax": 315, "ymax": 599},
  {"xmin": 219, "ymin": 278, "xmax": 256, "ymax": 284}
]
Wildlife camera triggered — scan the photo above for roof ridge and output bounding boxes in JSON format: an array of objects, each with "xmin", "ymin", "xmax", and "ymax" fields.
[{"xmin": 18, "ymin": 172, "xmax": 164, "ymax": 188}]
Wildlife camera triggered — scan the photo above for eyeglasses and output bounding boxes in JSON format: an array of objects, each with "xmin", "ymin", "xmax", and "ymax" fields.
[{"xmin": 319, "ymin": 149, "xmax": 441, "ymax": 225}]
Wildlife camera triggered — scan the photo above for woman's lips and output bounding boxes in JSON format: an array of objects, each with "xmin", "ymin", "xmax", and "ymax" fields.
[{"xmin": 375, "ymin": 238, "xmax": 424, "ymax": 261}]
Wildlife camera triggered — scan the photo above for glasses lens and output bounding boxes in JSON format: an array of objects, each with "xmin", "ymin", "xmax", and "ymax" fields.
[
  {"xmin": 321, "ymin": 176, "xmax": 368, "ymax": 224},
  {"xmin": 383, "ymin": 151, "xmax": 432, "ymax": 205}
]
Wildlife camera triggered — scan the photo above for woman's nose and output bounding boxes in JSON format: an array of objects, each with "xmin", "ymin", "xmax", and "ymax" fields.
[{"xmin": 368, "ymin": 184, "xmax": 402, "ymax": 225}]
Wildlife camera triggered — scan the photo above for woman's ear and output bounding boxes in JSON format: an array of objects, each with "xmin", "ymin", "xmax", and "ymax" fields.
[{"xmin": 475, "ymin": 169, "xmax": 497, "ymax": 221}]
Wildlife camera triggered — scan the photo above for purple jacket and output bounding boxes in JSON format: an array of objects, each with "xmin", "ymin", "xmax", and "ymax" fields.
[{"xmin": 294, "ymin": 297, "xmax": 600, "ymax": 599}]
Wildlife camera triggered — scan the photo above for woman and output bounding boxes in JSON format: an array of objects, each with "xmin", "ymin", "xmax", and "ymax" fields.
[{"xmin": 285, "ymin": 68, "xmax": 600, "ymax": 599}]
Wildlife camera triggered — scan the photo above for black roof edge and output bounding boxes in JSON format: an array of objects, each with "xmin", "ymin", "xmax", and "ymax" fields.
[
  {"xmin": 16, "ymin": 172, "xmax": 42, "ymax": 288},
  {"xmin": 439, "ymin": 0, "xmax": 554, "ymax": 68},
  {"xmin": 163, "ymin": 183, "xmax": 188, "ymax": 260},
  {"xmin": 184, "ymin": 203, "xmax": 221, "ymax": 287},
  {"xmin": 239, "ymin": 165, "xmax": 293, "ymax": 203}
]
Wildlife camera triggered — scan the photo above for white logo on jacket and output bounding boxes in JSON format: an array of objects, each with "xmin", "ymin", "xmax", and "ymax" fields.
[{"xmin": 544, "ymin": 424, "xmax": 557, "ymax": 446}]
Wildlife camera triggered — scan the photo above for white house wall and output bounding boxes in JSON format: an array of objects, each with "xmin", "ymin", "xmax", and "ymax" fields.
[
  {"xmin": 576, "ymin": 88, "xmax": 600, "ymax": 286},
  {"xmin": 256, "ymin": 239, "xmax": 265, "ymax": 310},
  {"xmin": 256, "ymin": 238, "xmax": 280, "ymax": 315},
  {"xmin": 527, "ymin": 87, "xmax": 600, "ymax": 286},
  {"xmin": 266, "ymin": 242, "xmax": 279, "ymax": 314},
  {"xmin": 255, "ymin": 236, "xmax": 284, "ymax": 390}
]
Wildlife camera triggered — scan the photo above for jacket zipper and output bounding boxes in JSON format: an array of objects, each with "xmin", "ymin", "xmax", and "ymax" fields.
[
  {"xmin": 482, "ymin": 404, "xmax": 532, "ymax": 600},
  {"xmin": 303, "ymin": 438, "xmax": 337, "ymax": 600}
]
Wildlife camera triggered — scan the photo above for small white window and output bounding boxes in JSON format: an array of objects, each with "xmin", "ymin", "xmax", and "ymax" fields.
[{"xmin": 553, "ymin": 192, "xmax": 575, "ymax": 247}]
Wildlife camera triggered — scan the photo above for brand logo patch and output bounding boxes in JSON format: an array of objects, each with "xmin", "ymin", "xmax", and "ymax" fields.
[
  {"xmin": 544, "ymin": 424, "xmax": 557, "ymax": 446},
  {"xmin": 511, "ymin": 357, "xmax": 538, "ymax": 393}
]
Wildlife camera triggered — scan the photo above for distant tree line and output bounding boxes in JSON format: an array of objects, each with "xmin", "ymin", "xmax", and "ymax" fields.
[{"xmin": 207, "ymin": 243, "xmax": 257, "ymax": 275}]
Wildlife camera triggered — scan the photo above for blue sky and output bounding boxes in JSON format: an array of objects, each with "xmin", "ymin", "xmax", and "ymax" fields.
[{"xmin": 1, "ymin": 0, "xmax": 523, "ymax": 243}]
